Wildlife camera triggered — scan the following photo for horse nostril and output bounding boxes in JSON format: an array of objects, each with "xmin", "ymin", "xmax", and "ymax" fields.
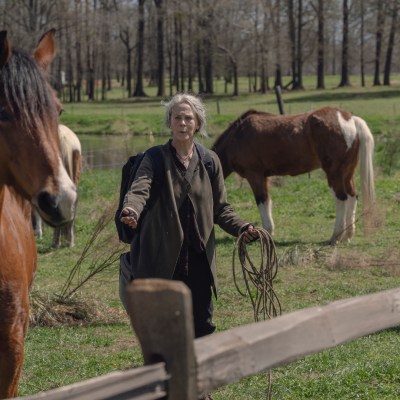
[{"xmin": 37, "ymin": 191, "xmax": 62, "ymax": 223}]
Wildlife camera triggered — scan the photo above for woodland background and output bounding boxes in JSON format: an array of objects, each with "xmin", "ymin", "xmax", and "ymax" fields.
[{"xmin": 1, "ymin": 0, "xmax": 400, "ymax": 103}]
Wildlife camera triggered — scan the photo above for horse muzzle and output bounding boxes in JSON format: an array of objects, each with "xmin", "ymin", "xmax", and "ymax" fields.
[{"xmin": 33, "ymin": 185, "xmax": 77, "ymax": 228}]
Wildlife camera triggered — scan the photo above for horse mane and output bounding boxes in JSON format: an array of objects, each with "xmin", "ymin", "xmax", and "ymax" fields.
[
  {"xmin": 212, "ymin": 109, "xmax": 275, "ymax": 151},
  {"xmin": 0, "ymin": 48, "xmax": 58, "ymax": 132}
]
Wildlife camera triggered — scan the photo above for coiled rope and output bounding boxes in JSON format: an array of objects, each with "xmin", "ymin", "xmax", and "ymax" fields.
[
  {"xmin": 233, "ymin": 227, "xmax": 282, "ymax": 322},
  {"xmin": 232, "ymin": 227, "xmax": 282, "ymax": 399}
]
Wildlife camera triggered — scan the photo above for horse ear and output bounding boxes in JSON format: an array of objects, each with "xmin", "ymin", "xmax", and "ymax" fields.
[
  {"xmin": 33, "ymin": 28, "xmax": 56, "ymax": 71},
  {"xmin": 0, "ymin": 30, "xmax": 11, "ymax": 69}
]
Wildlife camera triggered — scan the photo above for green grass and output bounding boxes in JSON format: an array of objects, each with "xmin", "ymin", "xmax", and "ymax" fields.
[
  {"xmin": 18, "ymin": 84, "xmax": 400, "ymax": 398},
  {"xmin": 60, "ymin": 74, "xmax": 400, "ymax": 138}
]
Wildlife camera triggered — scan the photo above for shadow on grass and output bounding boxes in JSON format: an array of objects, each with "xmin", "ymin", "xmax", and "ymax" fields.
[{"xmin": 216, "ymin": 236, "xmax": 329, "ymax": 248}]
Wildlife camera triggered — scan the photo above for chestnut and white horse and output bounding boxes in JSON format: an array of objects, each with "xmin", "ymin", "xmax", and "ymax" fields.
[{"xmin": 212, "ymin": 107, "xmax": 375, "ymax": 244}]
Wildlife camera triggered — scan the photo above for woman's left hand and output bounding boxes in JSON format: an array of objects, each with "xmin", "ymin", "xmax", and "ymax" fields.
[{"xmin": 242, "ymin": 224, "xmax": 259, "ymax": 243}]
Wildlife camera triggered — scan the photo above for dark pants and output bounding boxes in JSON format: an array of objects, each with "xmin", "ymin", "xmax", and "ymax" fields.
[
  {"xmin": 173, "ymin": 249, "xmax": 216, "ymax": 338},
  {"xmin": 119, "ymin": 250, "xmax": 216, "ymax": 338}
]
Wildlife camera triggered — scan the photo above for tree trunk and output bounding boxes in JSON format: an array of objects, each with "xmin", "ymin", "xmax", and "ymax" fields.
[
  {"xmin": 75, "ymin": 1, "xmax": 83, "ymax": 102},
  {"xmin": 383, "ymin": 2, "xmax": 398, "ymax": 86},
  {"xmin": 178, "ymin": 16, "xmax": 184, "ymax": 92},
  {"xmin": 274, "ymin": 0, "xmax": 283, "ymax": 88},
  {"xmin": 127, "ymin": 50, "xmax": 132, "ymax": 97},
  {"xmin": 133, "ymin": 0, "xmax": 147, "ymax": 97},
  {"xmin": 360, "ymin": 0, "xmax": 365, "ymax": 87},
  {"xmin": 288, "ymin": 0, "xmax": 297, "ymax": 89},
  {"xmin": 64, "ymin": 18, "xmax": 74, "ymax": 102},
  {"xmin": 119, "ymin": 28, "xmax": 134, "ymax": 98},
  {"xmin": 373, "ymin": 0, "xmax": 385, "ymax": 86},
  {"xmin": 154, "ymin": 0, "xmax": 165, "ymax": 97},
  {"xmin": 187, "ymin": 21, "xmax": 193, "ymax": 93},
  {"xmin": 338, "ymin": 0, "xmax": 351, "ymax": 87},
  {"xmin": 260, "ymin": 1, "xmax": 271, "ymax": 95},
  {"xmin": 85, "ymin": 0, "xmax": 95, "ymax": 101},
  {"xmin": 295, "ymin": 0, "xmax": 304, "ymax": 89},
  {"xmin": 203, "ymin": 41, "xmax": 213, "ymax": 93},
  {"xmin": 316, "ymin": 0, "xmax": 325, "ymax": 89},
  {"xmin": 196, "ymin": 42, "xmax": 204, "ymax": 94},
  {"xmin": 173, "ymin": 14, "xmax": 180, "ymax": 92}
]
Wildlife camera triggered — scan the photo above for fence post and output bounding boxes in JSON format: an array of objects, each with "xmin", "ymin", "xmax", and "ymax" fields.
[
  {"xmin": 125, "ymin": 279, "xmax": 197, "ymax": 400},
  {"xmin": 274, "ymin": 85, "xmax": 285, "ymax": 115}
]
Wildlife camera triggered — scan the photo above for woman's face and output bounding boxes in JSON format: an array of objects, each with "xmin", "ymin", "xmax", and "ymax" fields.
[{"xmin": 170, "ymin": 103, "xmax": 199, "ymax": 143}]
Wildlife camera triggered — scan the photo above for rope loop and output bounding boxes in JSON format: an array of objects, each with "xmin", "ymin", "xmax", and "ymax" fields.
[{"xmin": 233, "ymin": 227, "xmax": 282, "ymax": 322}]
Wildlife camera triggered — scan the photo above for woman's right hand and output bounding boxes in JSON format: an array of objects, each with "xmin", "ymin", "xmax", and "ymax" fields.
[{"xmin": 120, "ymin": 207, "xmax": 138, "ymax": 229}]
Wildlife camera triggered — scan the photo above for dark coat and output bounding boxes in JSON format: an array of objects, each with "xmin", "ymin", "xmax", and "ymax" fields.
[{"xmin": 123, "ymin": 141, "xmax": 247, "ymax": 292}]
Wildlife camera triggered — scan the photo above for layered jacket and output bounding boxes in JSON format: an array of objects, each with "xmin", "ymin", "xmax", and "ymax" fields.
[{"xmin": 123, "ymin": 140, "xmax": 248, "ymax": 292}]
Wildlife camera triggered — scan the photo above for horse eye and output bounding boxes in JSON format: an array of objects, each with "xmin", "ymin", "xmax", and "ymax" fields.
[
  {"xmin": 59, "ymin": 108, "xmax": 65, "ymax": 116},
  {"xmin": 0, "ymin": 106, "xmax": 11, "ymax": 122}
]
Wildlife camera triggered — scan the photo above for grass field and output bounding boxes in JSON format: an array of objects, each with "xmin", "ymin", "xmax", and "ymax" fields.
[{"xmin": 18, "ymin": 81, "xmax": 400, "ymax": 399}]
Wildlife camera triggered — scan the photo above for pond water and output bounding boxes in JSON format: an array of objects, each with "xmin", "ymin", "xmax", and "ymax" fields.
[{"xmin": 80, "ymin": 134, "xmax": 214, "ymax": 170}]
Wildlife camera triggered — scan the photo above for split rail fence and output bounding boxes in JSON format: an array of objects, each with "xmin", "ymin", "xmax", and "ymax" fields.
[{"xmin": 18, "ymin": 279, "xmax": 400, "ymax": 400}]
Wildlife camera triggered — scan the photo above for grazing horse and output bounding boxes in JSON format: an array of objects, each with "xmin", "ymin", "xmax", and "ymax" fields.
[
  {"xmin": 32, "ymin": 124, "xmax": 82, "ymax": 247},
  {"xmin": 212, "ymin": 108, "xmax": 375, "ymax": 245},
  {"xmin": 0, "ymin": 30, "xmax": 77, "ymax": 398}
]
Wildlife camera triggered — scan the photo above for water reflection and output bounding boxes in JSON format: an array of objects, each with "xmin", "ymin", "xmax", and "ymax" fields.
[{"xmin": 80, "ymin": 134, "xmax": 213, "ymax": 170}]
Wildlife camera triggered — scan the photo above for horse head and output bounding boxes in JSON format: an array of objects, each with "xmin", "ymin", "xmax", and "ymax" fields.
[{"xmin": 0, "ymin": 29, "xmax": 77, "ymax": 227}]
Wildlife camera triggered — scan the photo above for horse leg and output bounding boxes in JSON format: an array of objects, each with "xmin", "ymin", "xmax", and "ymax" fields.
[
  {"xmin": 247, "ymin": 174, "xmax": 274, "ymax": 235},
  {"xmin": 64, "ymin": 221, "xmax": 75, "ymax": 247},
  {"xmin": 52, "ymin": 227, "xmax": 61, "ymax": 248},
  {"xmin": 341, "ymin": 175, "xmax": 358, "ymax": 242},
  {"xmin": 329, "ymin": 192, "xmax": 347, "ymax": 245},
  {"xmin": 341, "ymin": 194, "xmax": 357, "ymax": 242}
]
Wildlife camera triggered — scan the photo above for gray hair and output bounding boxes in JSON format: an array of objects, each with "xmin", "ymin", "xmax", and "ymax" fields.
[{"xmin": 163, "ymin": 93, "xmax": 208, "ymax": 137}]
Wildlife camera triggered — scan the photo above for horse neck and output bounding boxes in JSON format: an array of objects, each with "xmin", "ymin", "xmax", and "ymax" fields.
[
  {"xmin": 0, "ymin": 185, "xmax": 32, "ymax": 224},
  {"xmin": 211, "ymin": 148, "xmax": 232, "ymax": 179}
]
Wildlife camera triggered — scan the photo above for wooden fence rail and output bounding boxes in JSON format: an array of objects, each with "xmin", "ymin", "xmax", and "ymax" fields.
[{"xmin": 18, "ymin": 279, "xmax": 400, "ymax": 400}]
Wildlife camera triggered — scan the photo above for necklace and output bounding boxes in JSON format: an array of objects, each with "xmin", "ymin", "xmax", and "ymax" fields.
[{"xmin": 176, "ymin": 147, "xmax": 193, "ymax": 163}]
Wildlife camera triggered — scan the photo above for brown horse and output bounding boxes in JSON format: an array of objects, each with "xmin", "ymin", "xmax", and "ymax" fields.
[
  {"xmin": 212, "ymin": 107, "xmax": 375, "ymax": 245},
  {"xmin": 32, "ymin": 124, "xmax": 82, "ymax": 247},
  {"xmin": 0, "ymin": 30, "xmax": 77, "ymax": 398}
]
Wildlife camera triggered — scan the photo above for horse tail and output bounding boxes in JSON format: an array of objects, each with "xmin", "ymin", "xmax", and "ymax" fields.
[{"xmin": 354, "ymin": 116, "xmax": 375, "ymax": 214}]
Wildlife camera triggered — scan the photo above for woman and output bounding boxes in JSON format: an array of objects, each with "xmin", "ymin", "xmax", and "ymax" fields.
[{"xmin": 120, "ymin": 93, "xmax": 258, "ymax": 338}]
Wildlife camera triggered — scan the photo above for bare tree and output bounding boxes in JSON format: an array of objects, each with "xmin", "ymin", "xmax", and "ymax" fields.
[
  {"xmin": 133, "ymin": 0, "xmax": 147, "ymax": 97},
  {"xmin": 214, "ymin": 1, "xmax": 253, "ymax": 96},
  {"xmin": 373, "ymin": 0, "xmax": 385, "ymax": 86},
  {"xmin": 295, "ymin": 0, "xmax": 305, "ymax": 89},
  {"xmin": 315, "ymin": 0, "xmax": 325, "ymax": 89},
  {"xmin": 154, "ymin": 0, "xmax": 165, "ymax": 96},
  {"xmin": 383, "ymin": 0, "xmax": 399, "ymax": 85},
  {"xmin": 201, "ymin": 2, "xmax": 215, "ymax": 94},
  {"xmin": 75, "ymin": 0, "xmax": 83, "ymax": 102},
  {"xmin": 3, "ymin": 0, "xmax": 399, "ymax": 102},
  {"xmin": 338, "ymin": 0, "xmax": 351, "ymax": 87},
  {"xmin": 288, "ymin": 0, "xmax": 297, "ymax": 88},
  {"xmin": 260, "ymin": 0, "xmax": 271, "ymax": 93},
  {"xmin": 272, "ymin": 0, "xmax": 283, "ymax": 89},
  {"xmin": 115, "ymin": 1, "xmax": 136, "ymax": 98},
  {"xmin": 85, "ymin": 0, "xmax": 96, "ymax": 101},
  {"xmin": 119, "ymin": 28, "xmax": 135, "ymax": 98},
  {"xmin": 360, "ymin": 0, "xmax": 365, "ymax": 87}
]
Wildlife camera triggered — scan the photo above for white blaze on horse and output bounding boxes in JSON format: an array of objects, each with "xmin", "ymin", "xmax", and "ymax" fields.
[
  {"xmin": 0, "ymin": 30, "xmax": 76, "ymax": 397},
  {"xmin": 212, "ymin": 107, "xmax": 375, "ymax": 245},
  {"xmin": 32, "ymin": 124, "xmax": 82, "ymax": 247}
]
